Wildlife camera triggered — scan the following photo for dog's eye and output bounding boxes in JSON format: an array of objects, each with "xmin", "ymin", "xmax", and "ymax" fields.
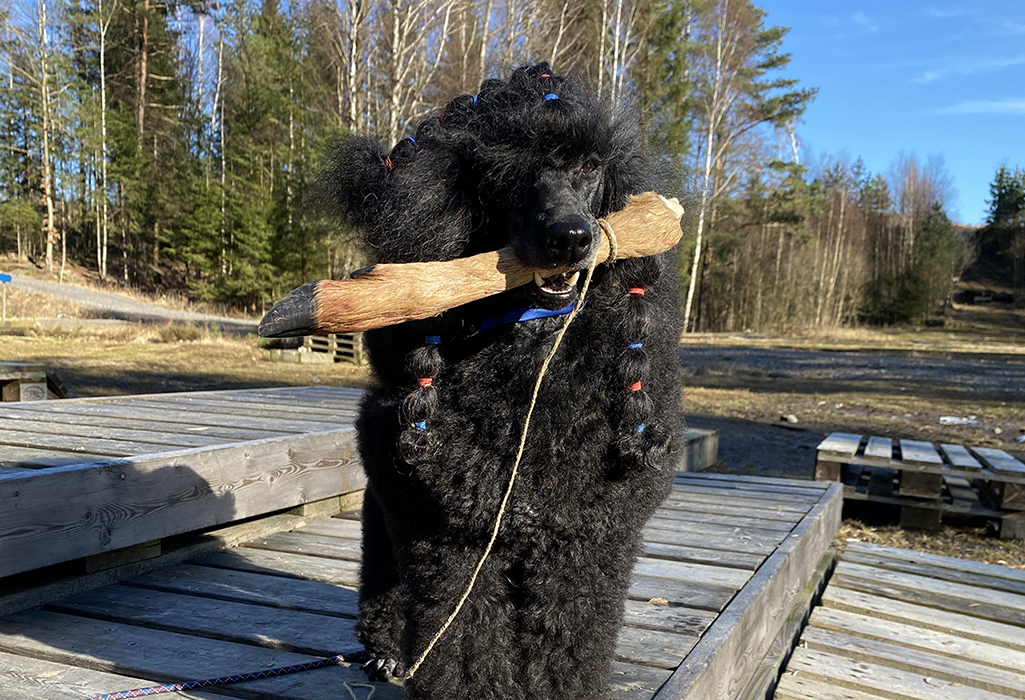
[{"xmin": 579, "ymin": 161, "xmax": 600, "ymax": 175}]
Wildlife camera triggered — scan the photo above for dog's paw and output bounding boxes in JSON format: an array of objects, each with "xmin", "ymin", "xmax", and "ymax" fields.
[{"xmin": 361, "ymin": 657, "xmax": 406, "ymax": 682}]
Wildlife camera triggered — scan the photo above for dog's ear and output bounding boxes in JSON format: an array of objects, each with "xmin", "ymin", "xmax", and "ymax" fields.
[
  {"xmin": 320, "ymin": 135, "xmax": 392, "ymax": 227},
  {"xmin": 599, "ymin": 150, "xmax": 648, "ymax": 217}
]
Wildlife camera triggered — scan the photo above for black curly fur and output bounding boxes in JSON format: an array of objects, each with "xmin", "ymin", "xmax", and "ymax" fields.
[{"xmin": 336, "ymin": 62, "xmax": 683, "ymax": 700}]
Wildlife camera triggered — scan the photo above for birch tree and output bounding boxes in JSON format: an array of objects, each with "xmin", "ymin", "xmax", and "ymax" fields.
[{"xmin": 681, "ymin": 0, "xmax": 815, "ymax": 331}]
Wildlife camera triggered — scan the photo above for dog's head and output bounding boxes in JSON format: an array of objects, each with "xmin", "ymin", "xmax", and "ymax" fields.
[{"xmin": 327, "ymin": 63, "xmax": 652, "ymax": 310}]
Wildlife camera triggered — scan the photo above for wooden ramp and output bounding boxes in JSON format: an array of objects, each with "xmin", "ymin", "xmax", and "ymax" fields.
[
  {"xmin": 775, "ymin": 541, "xmax": 1025, "ymax": 700},
  {"xmin": 0, "ymin": 468, "xmax": 841, "ymax": 700}
]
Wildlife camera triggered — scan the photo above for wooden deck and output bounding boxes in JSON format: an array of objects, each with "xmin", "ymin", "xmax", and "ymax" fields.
[
  {"xmin": 0, "ymin": 387, "xmax": 842, "ymax": 699},
  {"xmin": 774, "ymin": 541, "xmax": 1025, "ymax": 700},
  {"xmin": 0, "ymin": 386, "xmax": 365, "ymax": 578}
]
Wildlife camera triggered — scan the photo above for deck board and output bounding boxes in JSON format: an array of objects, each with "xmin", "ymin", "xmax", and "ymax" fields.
[
  {"xmin": 775, "ymin": 541, "xmax": 1025, "ymax": 700},
  {"xmin": 0, "ymin": 393, "xmax": 840, "ymax": 700}
]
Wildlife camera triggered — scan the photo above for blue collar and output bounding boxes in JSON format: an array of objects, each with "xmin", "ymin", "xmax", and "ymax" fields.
[{"xmin": 476, "ymin": 300, "xmax": 577, "ymax": 333}]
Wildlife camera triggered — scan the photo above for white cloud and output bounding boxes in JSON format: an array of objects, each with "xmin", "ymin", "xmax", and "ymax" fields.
[
  {"xmin": 938, "ymin": 99, "xmax": 1025, "ymax": 115},
  {"xmin": 998, "ymin": 19, "xmax": 1025, "ymax": 36},
  {"xmin": 915, "ymin": 54, "xmax": 1025, "ymax": 83},
  {"xmin": 850, "ymin": 12, "xmax": 879, "ymax": 32}
]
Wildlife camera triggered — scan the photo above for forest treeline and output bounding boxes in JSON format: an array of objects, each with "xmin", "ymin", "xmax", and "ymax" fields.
[{"xmin": 0, "ymin": 0, "xmax": 1007, "ymax": 329}]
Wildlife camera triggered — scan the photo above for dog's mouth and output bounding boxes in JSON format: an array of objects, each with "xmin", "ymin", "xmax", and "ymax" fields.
[{"xmin": 532, "ymin": 270, "xmax": 581, "ymax": 301}]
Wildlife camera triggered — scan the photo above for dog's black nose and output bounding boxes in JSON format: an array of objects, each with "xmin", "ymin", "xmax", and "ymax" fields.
[{"xmin": 546, "ymin": 221, "xmax": 593, "ymax": 265}]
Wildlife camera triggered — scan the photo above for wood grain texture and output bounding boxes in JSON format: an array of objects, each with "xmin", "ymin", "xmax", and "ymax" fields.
[
  {"xmin": 0, "ymin": 428, "xmax": 362, "ymax": 578},
  {"xmin": 651, "ymin": 483, "xmax": 843, "ymax": 700},
  {"xmin": 283, "ymin": 192, "xmax": 684, "ymax": 335}
]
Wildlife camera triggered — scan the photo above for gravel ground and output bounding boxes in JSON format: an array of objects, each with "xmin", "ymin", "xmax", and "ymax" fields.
[
  {"xmin": 679, "ymin": 344, "xmax": 1025, "ymax": 401},
  {"xmin": 9, "ymin": 274, "xmax": 259, "ymax": 334}
]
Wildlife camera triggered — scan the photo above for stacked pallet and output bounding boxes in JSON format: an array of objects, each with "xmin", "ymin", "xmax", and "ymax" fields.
[
  {"xmin": 267, "ymin": 333, "xmax": 365, "ymax": 365},
  {"xmin": 815, "ymin": 433, "xmax": 1025, "ymax": 538}
]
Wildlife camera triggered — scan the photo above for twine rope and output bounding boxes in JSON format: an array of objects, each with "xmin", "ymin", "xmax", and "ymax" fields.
[{"xmin": 405, "ymin": 218, "xmax": 619, "ymax": 680}]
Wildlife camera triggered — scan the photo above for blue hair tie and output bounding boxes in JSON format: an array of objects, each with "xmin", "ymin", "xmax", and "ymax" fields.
[
  {"xmin": 414, "ymin": 420, "xmax": 428, "ymax": 431},
  {"xmin": 472, "ymin": 94, "xmax": 478, "ymax": 107},
  {"xmin": 409, "ymin": 136, "xmax": 417, "ymax": 147},
  {"xmin": 635, "ymin": 424, "xmax": 646, "ymax": 434},
  {"xmin": 628, "ymin": 343, "xmax": 643, "ymax": 350},
  {"xmin": 425, "ymin": 336, "xmax": 441, "ymax": 345},
  {"xmin": 544, "ymin": 93, "xmax": 559, "ymax": 101}
]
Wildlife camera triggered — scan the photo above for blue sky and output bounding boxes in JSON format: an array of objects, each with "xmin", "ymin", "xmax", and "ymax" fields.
[{"xmin": 758, "ymin": 1, "xmax": 1025, "ymax": 225}]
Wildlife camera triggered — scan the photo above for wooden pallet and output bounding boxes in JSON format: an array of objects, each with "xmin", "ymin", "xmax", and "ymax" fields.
[
  {"xmin": 775, "ymin": 541, "xmax": 1025, "ymax": 700},
  {"xmin": 815, "ymin": 433, "xmax": 1025, "ymax": 539},
  {"xmin": 268, "ymin": 333, "xmax": 365, "ymax": 365}
]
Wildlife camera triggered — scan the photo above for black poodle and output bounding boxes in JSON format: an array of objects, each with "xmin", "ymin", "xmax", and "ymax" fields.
[{"xmin": 329, "ymin": 63, "xmax": 683, "ymax": 700}]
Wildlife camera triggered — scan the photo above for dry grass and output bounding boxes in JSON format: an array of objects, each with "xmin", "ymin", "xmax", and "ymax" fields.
[
  {"xmin": 836, "ymin": 520, "xmax": 1025, "ymax": 569},
  {"xmin": 1, "ymin": 285, "xmax": 82, "ymax": 320},
  {"xmin": 2, "ymin": 332, "xmax": 369, "ymax": 398}
]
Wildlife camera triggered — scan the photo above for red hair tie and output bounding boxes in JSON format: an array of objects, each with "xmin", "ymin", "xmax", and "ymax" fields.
[
  {"xmin": 385, "ymin": 156, "xmax": 393, "ymax": 170},
  {"xmin": 628, "ymin": 381, "xmax": 642, "ymax": 392},
  {"xmin": 418, "ymin": 377, "xmax": 433, "ymax": 388},
  {"xmin": 628, "ymin": 287, "xmax": 645, "ymax": 296}
]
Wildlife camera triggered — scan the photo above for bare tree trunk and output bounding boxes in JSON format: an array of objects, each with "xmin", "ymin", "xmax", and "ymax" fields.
[
  {"xmin": 99, "ymin": 0, "xmax": 112, "ymax": 280},
  {"xmin": 37, "ymin": 0, "xmax": 57, "ymax": 274},
  {"xmin": 138, "ymin": 0, "xmax": 148, "ymax": 146}
]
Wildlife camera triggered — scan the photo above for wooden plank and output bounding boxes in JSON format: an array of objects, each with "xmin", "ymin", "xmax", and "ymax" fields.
[
  {"xmin": 193, "ymin": 548, "xmax": 361, "ymax": 588},
  {"xmin": 641, "ymin": 525, "xmax": 780, "ymax": 557},
  {"xmin": 0, "ymin": 416, "xmax": 227, "ymax": 449},
  {"xmin": 775, "ymin": 674, "xmax": 896, "ymax": 700},
  {"xmin": 672, "ymin": 472, "xmax": 830, "ymax": 490},
  {"xmin": 941, "ymin": 443, "xmax": 983, "ymax": 471},
  {"xmin": 128, "ymin": 563, "xmax": 360, "ymax": 618},
  {"xmin": 0, "ymin": 444, "xmax": 111, "ymax": 468},
  {"xmin": 650, "ymin": 507, "xmax": 796, "ymax": 533},
  {"xmin": 640, "ymin": 541, "xmax": 765, "ymax": 571},
  {"xmin": 973, "ymin": 447, "xmax": 1025, "ymax": 475},
  {"xmin": 844, "ymin": 541, "xmax": 1025, "ymax": 585},
  {"xmin": 7, "ymin": 402, "xmax": 341, "ymax": 433},
  {"xmin": 244, "ymin": 531, "xmax": 362, "ymax": 563},
  {"xmin": 808, "ymin": 605, "xmax": 1025, "ymax": 674},
  {"xmin": 674, "ymin": 475, "xmax": 827, "ymax": 499},
  {"xmin": 130, "ymin": 397, "xmax": 359, "ymax": 422},
  {"xmin": 47, "ymin": 585, "xmax": 360, "ymax": 657},
  {"xmin": 816, "ymin": 432, "xmax": 863, "ymax": 458},
  {"xmin": 0, "ymin": 429, "xmax": 362, "ymax": 578},
  {"xmin": 652, "ymin": 483, "xmax": 843, "ymax": 700},
  {"xmin": 0, "ymin": 428, "xmax": 188, "ymax": 457},
  {"xmin": 621, "ymin": 600, "xmax": 717, "ymax": 637},
  {"xmin": 291, "ymin": 517, "xmax": 362, "ymax": 540},
  {"xmin": 822, "ymin": 584, "xmax": 1025, "ymax": 653},
  {"xmin": 944, "ymin": 472, "xmax": 978, "ymax": 514},
  {"xmin": 657, "ymin": 497, "xmax": 804, "ymax": 523},
  {"xmin": 0, "ymin": 609, "xmax": 401, "ymax": 700},
  {"xmin": 615, "ymin": 625, "xmax": 697, "ymax": 669},
  {"xmin": 0, "ymin": 405, "xmax": 291, "ymax": 441},
  {"xmin": 664, "ymin": 489, "xmax": 811, "ymax": 514},
  {"xmin": 628, "ymin": 575, "xmax": 736, "ymax": 612},
  {"xmin": 784, "ymin": 646, "xmax": 1015, "ymax": 700},
  {"xmin": 831, "ymin": 561, "xmax": 1025, "ymax": 626},
  {"xmin": 899, "ymin": 439, "xmax": 944, "ymax": 467},
  {"xmin": 644, "ymin": 516, "xmax": 789, "ymax": 544},
  {"xmin": 863, "ymin": 436, "xmax": 892, "ymax": 460},
  {"xmin": 609, "ymin": 662, "xmax": 675, "ymax": 700},
  {"xmin": 632, "ymin": 557, "xmax": 751, "ymax": 589},
  {"xmin": 0, "ymin": 651, "xmax": 222, "ymax": 700}
]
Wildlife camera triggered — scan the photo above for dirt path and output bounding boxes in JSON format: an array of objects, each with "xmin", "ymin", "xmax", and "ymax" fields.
[{"xmin": 9, "ymin": 275, "xmax": 259, "ymax": 334}]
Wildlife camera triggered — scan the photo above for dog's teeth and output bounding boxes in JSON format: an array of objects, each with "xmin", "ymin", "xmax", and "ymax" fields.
[
  {"xmin": 567, "ymin": 271, "xmax": 580, "ymax": 286},
  {"xmin": 534, "ymin": 271, "xmax": 545, "ymax": 287}
]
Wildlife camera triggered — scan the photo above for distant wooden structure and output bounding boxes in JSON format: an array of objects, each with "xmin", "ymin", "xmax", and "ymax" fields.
[
  {"xmin": 268, "ymin": 333, "xmax": 365, "ymax": 365},
  {"xmin": 0, "ymin": 362, "xmax": 57, "ymax": 402},
  {"xmin": 0, "ymin": 387, "xmax": 841, "ymax": 699},
  {"xmin": 775, "ymin": 541, "xmax": 1025, "ymax": 699},
  {"xmin": 816, "ymin": 432, "xmax": 1025, "ymax": 539}
]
